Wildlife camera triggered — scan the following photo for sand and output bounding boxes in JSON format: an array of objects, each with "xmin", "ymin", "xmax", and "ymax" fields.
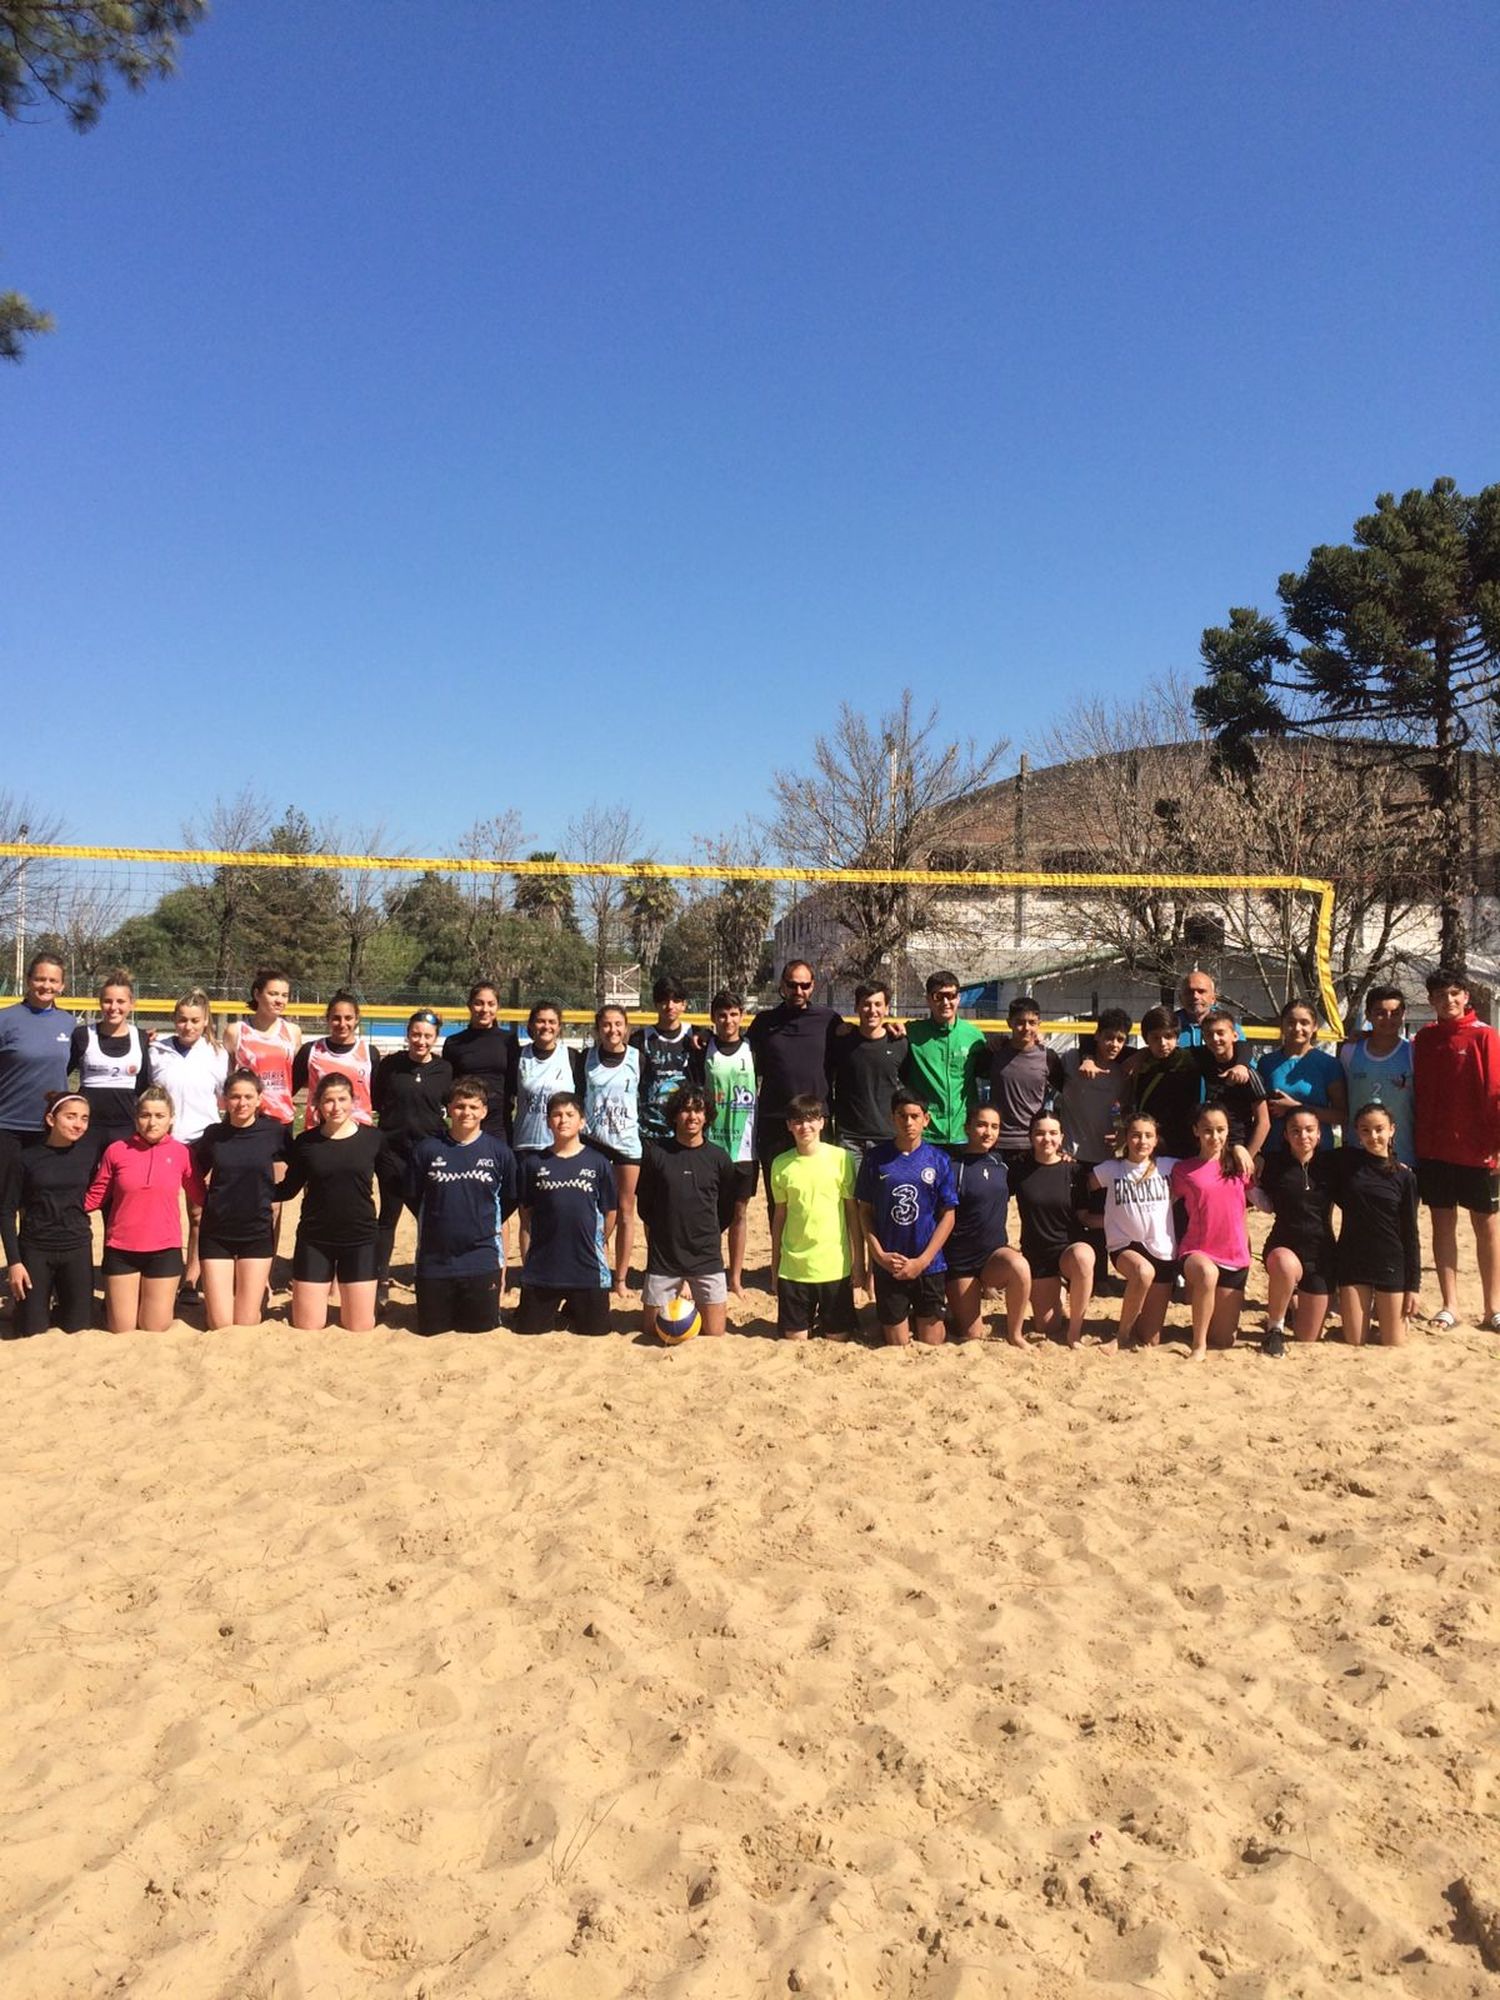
[{"xmin": 3, "ymin": 1201, "xmax": 1499, "ymax": 1999}]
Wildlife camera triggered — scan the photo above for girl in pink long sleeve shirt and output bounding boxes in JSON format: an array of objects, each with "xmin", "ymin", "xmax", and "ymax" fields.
[
  {"xmin": 86, "ymin": 1085, "xmax": 204, "ymax": 1332},
  {"xmin": 1170, "ymin": 1103, "xmax": 1254, "ymax": 1358}
]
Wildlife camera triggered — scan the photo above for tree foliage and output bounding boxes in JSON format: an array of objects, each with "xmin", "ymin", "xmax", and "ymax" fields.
[{"xmin": 1194, "ymin": 478, "xmax": 1500, "ymax": 964}]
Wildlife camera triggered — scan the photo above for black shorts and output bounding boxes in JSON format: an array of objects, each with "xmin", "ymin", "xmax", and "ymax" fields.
[
  {"xmin": 1026, "ymin": 1243, "xmax": 1087, "ymax": 1283},
  {"xmin": 1418, "ymin": 1158, "xmax": 1500, "ymax": 1214},
  {"xmin": 415, "ymin": 1272, "xmax": 501, "ymax": 1335},
  {"xmin": 728, "ymin": 1160, "xmax": 758, "ymax": 1205},
  {"xmin": 1264, "ymin": 1236, "xmax": 1332, "ymax": 1296},
  {"xmin": 293, "ymin": 1239, "xmax": 379, "ymax": 1285},
  {"xmin": 777, "ymin": 1275, "xmax": 857, "ymax": 1337},
  {"xmin": 102, "ymin": 1245, "xmax": 184, "ymax": 1280},
  {"xmin": 873, "ymin": 1267, "xmax": 947, "ymax": 1327},
  {"xmin": 514, "ymin": 1284, "xmax": 611, "ymax": 1336},
  {"xmin": 1111, "ymin": 1242, "xmax": 1179, "ymax": 1284},
  {"xmin": 1198, "ymin": 1261, "xmax": 1249, "ymax": 1290},
  {"xmin": 199, "ymin": 1228, "xmax": 275, "ymax": 1263}
]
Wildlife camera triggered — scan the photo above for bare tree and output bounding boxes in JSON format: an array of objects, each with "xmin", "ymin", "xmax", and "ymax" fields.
[
  {"xmin": 325, "ymin": 820, "xmax": 415, "ymax": 992},
  {"xmin": 770, "ymin": 691, "xmax": 1010, "ymax": 983},
  {"xmin": 180, "ymin": 788, "xmax": 274, "ymax": 996},
  {"xmin": 0, "ymin": 791, "xmax": 66, "ymax": 992},
  {"xmin": 563, "ymin": 803, "xmax": 647, "ymax": 1005}
]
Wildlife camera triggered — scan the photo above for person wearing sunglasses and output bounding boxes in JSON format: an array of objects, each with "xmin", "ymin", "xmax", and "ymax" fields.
[{"xmin": 746, "ymin": 962, "xmax": 844, "ymax": 1226}]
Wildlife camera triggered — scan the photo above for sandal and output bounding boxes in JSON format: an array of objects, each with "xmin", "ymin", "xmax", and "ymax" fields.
[
  {"xmin": 1481, "ymin": 1313, "xmax": 1500, "ymax": 1335},
  {"xmin": 1429, "ymin": 1309, "xmax": 1458, "ymax": 1330}
]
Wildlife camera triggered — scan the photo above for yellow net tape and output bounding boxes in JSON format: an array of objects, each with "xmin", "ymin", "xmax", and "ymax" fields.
[{"xmin": 1, "ymin": 843, "xmax": 1345, "ymax": 1038}]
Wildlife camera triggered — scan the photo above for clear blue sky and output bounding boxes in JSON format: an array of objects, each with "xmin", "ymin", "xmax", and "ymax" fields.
[{"xmin": 6, "ymin": 0, "xmax": 1497, "ymax": 864}]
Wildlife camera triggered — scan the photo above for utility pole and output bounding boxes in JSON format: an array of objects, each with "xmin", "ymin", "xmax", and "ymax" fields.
[
  {"xmin": 1012, "ymin": 757, "xmax": 1028, "ymax": 946},
  {"xmin": 13, "ymin": 822, "xmax": 28, "ymax": 993}
]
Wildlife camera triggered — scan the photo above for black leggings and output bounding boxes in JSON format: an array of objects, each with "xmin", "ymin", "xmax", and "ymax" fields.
[
  {"xmin": 376, "ymin": 1148, "xmax": 411, "ymax": 1283},
  {"xmin": 12, "ymin": 1243, "xmax": 94, "ymax": 1335}
]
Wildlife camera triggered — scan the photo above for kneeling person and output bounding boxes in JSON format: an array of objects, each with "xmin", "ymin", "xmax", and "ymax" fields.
[
  {"xmin": 516, "ymin": 1093, "xmax": 617, "ymax": 1335},
  {"xmin": 856, "ymin": 1088, "xmax": 958, "ymax": 1346},
  {"xmin": 408, "ymin": 1080, "xmax": 519, "ymax": 1335},
  {"xmin": 638, "ymin": 1086, "xmax": 738, "ymax": 1339}
]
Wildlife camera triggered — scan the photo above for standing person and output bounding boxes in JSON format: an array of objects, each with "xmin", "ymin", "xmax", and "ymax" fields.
[
  {"xmin": 515, "ymin": 1093, "xmax": 617, "ymax": 1337},
  {"xmin": 84, "ymin": 1085, "xmax": 204, "ymax": 1333},
  {"xmin": 944, "ymin": 1103, "xmax": 1030, "ymax": 1346},
  {"xmin": 2, "ymin": 1090, "xmax": 95, "ymax": 1335},
  {"xmin": 1056, "ymin": 1006, "xmax": 1132, "ymax": 1262},
  {"xmin": 638, "ymin": 1086, "xmax": 738, "ymax": 1341},
  {"xmin": 150, "ymin": 990, "xmax": 229, "ymax": 1145},
  {"xmin": 693, "ymin": 989, "xmax": 759, "ymax": 1296},
  {"xmin": 69, "ymin": 971, "xmax": 151, "ymax": 1163},
  {"xmin": 1340, "ymin": 986, "xmax": 1416, "ymax": 1167},
  {"xmin": 1252, "ymin": 1107, "xmax": 1336, "ymax": 1354},
  {"xmin": 769, "ymin": 1094, "xmax": 864, "ymax": 1342},
  {"xmin": 987, "ymin": 994, "xmax": 1064, "ymax": 1181},
  {"xmin": 1012, "ymin": 1112, "xmax": 1096, "ymax": 1348},
  {"xmin": 507, "ymin": 1000, "xmax": 582, "ymax": 1158},
  {"xmin": 1196, "ymin": 1008, "xmax": 1271, "ymax": 1157},
  {"xmin": 443, "ymin": 984, "xmax": 514, "ymax": 1139},
  {"xmin": 1412, "ymin": 966, "xmax": 1500, "ymax": 1331},
  {"xmin": 278, "ymin": 1075, "xmax": 402, "ymax": 1332},
  {"xmin": 903, "ymin": 970, "xmax": 991, "ymax": 1152},
  {"xmin": 580, "ymin": 1004, "xmax": 642, "ymax": 1296},
  {"xmin": 293, "ymin": 991, "xmax": 379, "ymax": 1128},
  {"xmin": 631, "ymin": 977, "xmax": 697, "ymax": 1145},
  {"xmin": 1171, "ymin": 1104, "xmax": 1254, "ymax": 1358},
  {"xmin": 0, "ymin": 953, "xmax": 77, "ymax": 1150},
  {"xmin": 371, "ymin": 1010, "xmax": 453, "ymax": 1296},
  {"xmin": 1331, "ymin": 1102, "xmax": 1421, "ymax": 1348},
  {"xmin": 1091, "ymin": 1113, "xmax": 1180, "ymax": 1351},
  {"xmin": 222, "ymin": 968, "xmax": 301, "ymax": 1127},
  {"xmin": 1257, "ymin": 1000, "xmax": 1347, "ymax": 1151},
  {"xmin": 747, "ymin": 961, "xmax": 846, "ymax": 1223},
  {"xmin": 407, "ymin": 1079, "xmax": 519, "ymax": 1336},
  {"xmin": 830, "ymin": 981, "xmax": 908, "ymax": 1163},
  {"xmin": 194, "ymin": 1070, "xmax": 291, "ymax": 1329},
  {"xmin": 1124, "ymin": 1007, "xmax": 1203, "ymax": 1162},
  {"xmin": 856, "ymin": 1088, "xmax": 958, "ymax": 1347},
  {"xmin": 1175, "ymin": 970, "xmax": 1220, "ymax": 1048}
]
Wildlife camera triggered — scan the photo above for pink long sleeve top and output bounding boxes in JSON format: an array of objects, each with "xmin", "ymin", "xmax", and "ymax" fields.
[{"xmin": 85, "ymin": 1135, "xmax": 205, "ymax": 1253}]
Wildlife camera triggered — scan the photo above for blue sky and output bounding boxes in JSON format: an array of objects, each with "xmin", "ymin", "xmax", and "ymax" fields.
[{"xmin": 5, "ymin": 0, "xmax": 1497, "ymax": 866}]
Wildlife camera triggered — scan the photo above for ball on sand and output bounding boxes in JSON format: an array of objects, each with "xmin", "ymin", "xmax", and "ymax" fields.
[{"xmin": 656, "ymin": 1295, "xmax": 701, "ymax": 1346}]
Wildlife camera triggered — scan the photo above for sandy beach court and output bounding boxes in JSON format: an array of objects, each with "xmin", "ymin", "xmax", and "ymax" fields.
[{"xmin": 3, "ymin": 1206, "xmax": 1499, "ymax": 1998}]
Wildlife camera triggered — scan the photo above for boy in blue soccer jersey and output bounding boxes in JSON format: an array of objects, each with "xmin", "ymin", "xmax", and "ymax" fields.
[
  {"xmin": 855, "ymin": 1087, "xmax": 958, "ymax": 1347},
  {"xmin": 406, "ymin": 1079, "xmax": 519, "ymax": 1335}
]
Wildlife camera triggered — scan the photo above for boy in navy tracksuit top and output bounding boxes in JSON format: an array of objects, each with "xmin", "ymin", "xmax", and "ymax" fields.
[
  {"xmin": 855, "ymin": 1087, "xmax": 958, "ymax": 1347},
  {"xmin": 407, "ymin": 1079, "xmax": 519, "ymax": 1334}
]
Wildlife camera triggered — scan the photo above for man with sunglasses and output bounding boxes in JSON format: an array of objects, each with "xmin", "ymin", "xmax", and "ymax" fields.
[{"xmin": 747, "ymin": 962, "xmax": 846, "ymax": 1223}]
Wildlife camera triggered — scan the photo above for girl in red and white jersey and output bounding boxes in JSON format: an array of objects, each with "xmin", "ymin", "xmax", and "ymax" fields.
[
  {"xmin": 223, "ymin": 967, "xmax": 302, "ymax": 1125},
  {"xmin": 85, "ymin": 1085, "xmax": 205, "ymax": 1332},
  {"xmin": 293, "ymin": 990, "xmax": 379, "ymax": 1128}
]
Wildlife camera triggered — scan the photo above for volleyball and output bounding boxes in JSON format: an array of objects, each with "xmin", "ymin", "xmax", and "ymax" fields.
[{"xmin": 656, "ymin": 1295, "xmax": 702, "ymax": 1346}]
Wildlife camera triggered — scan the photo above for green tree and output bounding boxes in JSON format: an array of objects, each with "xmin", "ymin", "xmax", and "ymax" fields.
[
  {"xmin": 623, "ymin": 863, "xmax": 679, "ymax": 983},
  {"xmin": 2, "ymin": 2, "xmax": 208, "ymax": 360},
  {"xmin": 239, "ymin": 807, "xmax": 342, "ymax": 992},
  {"xmin": 1195, "ymin": 478, "xmax": 1500, "ymax": 966},
  {"xmin": 512, "ymin": 851, "xmax": 577, "ymax": 932}
]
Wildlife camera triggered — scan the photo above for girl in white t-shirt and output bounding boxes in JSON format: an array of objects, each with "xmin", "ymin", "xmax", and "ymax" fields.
[
  {"xmin": 1091, "ymin": 1112, "xmax": 1180, "ymax": 1351},
  {"xmin": 149, "ymin": 988, "xmax": 229, "ymax": 1294}
]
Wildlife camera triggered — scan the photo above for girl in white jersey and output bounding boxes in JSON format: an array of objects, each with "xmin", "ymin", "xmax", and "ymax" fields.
[
  {"xmin": 149, "ymin": 988, "xmax": 229, "ymax": 1294},
  {"xmin": 582, "ymin": 1003, "xmax": 642, "ymax": 1294},
  {"xmin": 293, "ymin": 990, "xmax": 379, "ymax": 1128},
  {"xmin": 508, "ymin": 1000, "xmax": 580, "ymax": 1268},
  {"xmin": 70, "ymin": 970, "xmax": 151, "ymax": 1162}
]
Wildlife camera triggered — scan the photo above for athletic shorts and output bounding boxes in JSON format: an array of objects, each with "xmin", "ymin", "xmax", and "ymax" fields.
[
  {"xmin": 199, "ymin": 1228, "xmax": 275, "ymax": 1263},
  {"xmin": 1207, "ymin": 1262, "xmax": 1249, "ymax": 1290},
  {"xmin": 1111, "ymin": 1242, "xmax": 1179, "ymax": 1284},
  {"xmin": 1417, "ymin": 1158, "xmax": 1500, "ymax": 1214},
  {"xmin": 642, "ymin": 1269, "xmax": 728, "ymax": 1308},
  {"xmin": 414, "ymin": 1272, "xmax": 501, "ymax": 1336},
  {"xmin": 777, "ymin": 1275, "xmax": 858, "ymax": 1337},
  {"xmin": 944, "ymin": 1257, "xmax": 1006, "ymax": 1282},
  {"xmin": 728, "ymin": 1160, "xmax": 757, "ymax": 1204},
  {"xmin": 874, "ymin": 1267, "xmax": 947, "ymax": 1326},
  {"xmin": 1264, "ymin": 1237, "xmax": 1332, "ymax": 1296},
  {"xmin": 514, "ymin": 1284, "xmax": 611, "ymax": 1336},
  {"xmin": 586, "ymin": 1139, "xmax": 641, "ymax": 1168},
  {"xmin": 102, "ymin": 1245, "xmax": 184, "ymax": 1280},
  {"xmin": 293, "ymin": 1239, "xmax": 379, "ymax": 1285},
  {"xmin": 1026, "ymin": 1243, "xmax": 1087, "ymax": 1283}
]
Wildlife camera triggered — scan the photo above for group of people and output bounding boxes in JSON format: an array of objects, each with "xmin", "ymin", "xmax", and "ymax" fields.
[{"xmin": 1, "ymin": 951, "xmax": 1496, "ymax": 1351}]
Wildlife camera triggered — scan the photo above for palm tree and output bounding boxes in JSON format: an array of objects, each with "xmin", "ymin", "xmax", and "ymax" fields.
[
  {"xmin": 623, "ymin": 864, "xmax": 679, "ymax": 982},
  {"xmin": 513, "ymin": 851, "xmax": 576, "ymax": 933}
]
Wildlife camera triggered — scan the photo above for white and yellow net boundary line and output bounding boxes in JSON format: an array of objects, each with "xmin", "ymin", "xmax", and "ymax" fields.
[{"xmin": 0, "ymin": 844, "xmax": 1345, "ymax": 1039}]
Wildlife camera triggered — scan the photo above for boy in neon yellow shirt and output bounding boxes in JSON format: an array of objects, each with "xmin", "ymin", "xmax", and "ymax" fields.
[{"xmin": 769, "ymin": 1093, "xmax": 866, "ymax": 1340}]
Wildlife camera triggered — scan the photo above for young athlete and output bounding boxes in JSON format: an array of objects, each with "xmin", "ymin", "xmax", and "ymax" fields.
[
  {"xmin": 693, "ymin": 989, "xmax": 758, "ymax": 1295},
  {"xmin": 443, "ymin": 984, "xmax": 514, "ymax": 1139},
  {"xmin": 1195, "ymin": 1007, "xmax": 1270, "ymax": 1157},
  {"xmin": 580, "ymin": 1004, "xmax": 642, "ymax": 1295},
  {"xmin": 856, "ymin": 1088, "xmax": 959, "ymax": 1346},
  {"xmin": 1124, "ymin": 1006, "xmax": 1203, "ymax": 1161},
  {"xmin": 0, "ymin": 954, "xmax": 77, "ymax": 1149},
  {"xmin": 632, "ymin": 978, "xmax": 697, "ymax": 1145},
  {"xmin": 150, "ymin": 990, "xmax": 229, "ymax": 1145},
  {"xmin": 944, "ymin": 1103, "xmax": 1030, "ymax": 1346},
  {"xmin": 223, "ymin": 968, "xmax": 301, "ymax": 1126},
  {"xmin": 1013, "ymin": 1111, "xmax": 1095, "ymax": 1347},
  {"xmin": 1258, "ymin": 1000, "xmax": 1346, "ymax": 1151},
  {"xmin": 508, "ymin": 1000, "xmax": 582, "ymax": 1157},
  {"xmin": 407, "ymin": 1079, "xmax": 519, "ymax": 1335},
  {"xmin": 1330, "ymin": 1102, "xmax": 1420, "ymax": 1348},
  {"xmin": 770, "ymin": 1094, "xmax": 864, "ymax": 1341},
  {"xmin": 85, "ymin": 1085, "xmax": 204, "ymax": 1333},
  {"xmin": 1339, "ymin": 985, "xmax": 1415, "ymax": 1167},
  {"xmin": 1252, "ymin": 1106, "xmax": 1335, "ymax": 1352},
  {"xmin": 515, "ymin": 1093, "xmax": 617, "ymax": 1336},
  {"xmin": 830, "ymin": 981, "xmax": 907, "ymax": 1161},
  {"xmin": 1171, "ymin": 1104, "xmax": 1254, "ymax": 1358},
  {"xmin": 279, "ymin": 1075, "xmax": 402, "ymax": 1332},
  {"xmin": 638, "ymin": 1086, "xmax": 738, "ymax": 1340},
  {"xmin": 1091, "ymin": 1112, "xmax": 1179, "ymax": 1351},
  {"xmin": 293, "ymin": 991, "xmax": 379, "ymax": 1128},
  {"xmin": 2, "ymin": 1090, "xmax": 95, "ymax": 1334},
  {"xmin": 370, "ymin": 1009, "xmax": 453, "ymax": 1294},
  {"xmin": 69, "ymin": 971, "xmax": 151, "ymax": 1162},
  {"xmin": 989, "ymin": 996, "xmax": 1064, "ymax": 1179},
  {"xmin": 1056, "ymin": 1006, "xmax": 1131, "ymax": 1261},
  {"xmin": 1411, "ymin": 967, "xmax": 1500, "ymax": 1332},
  {"xmin": 194, "ymin": 1070, "xmax": 291, "ymax": 1329},
  {"xmin": 902, "ymin": 971, "xmax": 991, "ymax": 1151}
]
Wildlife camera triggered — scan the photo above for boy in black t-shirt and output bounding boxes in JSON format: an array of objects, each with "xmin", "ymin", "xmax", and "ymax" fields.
[
  {"xmin": 515, "ymin": 1093, "xmax": 617, "ymax": 1336},
  {"xmin": 638, "ymin": 1086, "xmax": 738, "ymax": 1339},
  {"xmin": 407, "ymin": 1079, "xmax": 519, "ymax": 1335},
  {"xmin": 1195, "ymin": 1008, "xmax": 1270, "ymax": 1157}
]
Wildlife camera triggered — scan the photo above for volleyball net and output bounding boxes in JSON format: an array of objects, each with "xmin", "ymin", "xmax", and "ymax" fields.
[{"xmin": 0, "ymin": 842, "xmax": 1345, "ymax": 1038}]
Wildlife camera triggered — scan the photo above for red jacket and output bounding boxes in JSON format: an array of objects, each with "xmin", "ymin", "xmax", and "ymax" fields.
[
  {"xmin": 1413, "ymin": 1009, "xmax": 1500, "ymax": 1169},
  {"xmin": 85, "ymin": 1135, "xmax": 205, "ymax": 1252}
]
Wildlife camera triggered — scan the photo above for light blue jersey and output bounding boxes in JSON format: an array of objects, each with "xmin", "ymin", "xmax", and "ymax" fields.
[{"xmin": 1340, "ymin": 1036, "xmax": 1415, "ymax": 1166}]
